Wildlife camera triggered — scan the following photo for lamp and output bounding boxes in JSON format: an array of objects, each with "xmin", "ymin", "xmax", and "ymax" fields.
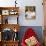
[{"xmin": 15, "ymin": 0, "xmax": 17, "ymax": 7}]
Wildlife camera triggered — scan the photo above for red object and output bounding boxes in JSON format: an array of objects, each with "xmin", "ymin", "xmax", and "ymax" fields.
[{"xmin": 21, "ymin": 28, "xmax": 41, "ymax": 46}]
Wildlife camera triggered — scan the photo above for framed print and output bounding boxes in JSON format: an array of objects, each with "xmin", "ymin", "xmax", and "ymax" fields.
[
  {"xmin": 10, "ymin": 11, "xmax": 15, "ymax": 15},
  {"xmin": 25, "ymin": 6, "xmax": 36, "ymax": 20},
  {"xmin": 2, "ymin": 10, "xmax": 9, "ymax": 15},
  {"xmin": 9, "ymin": 10, "xmax": 18, "ymax": 15},
  {"xmin": 9, "ymin": 10, "xmax": 15, "ymax": 15}
]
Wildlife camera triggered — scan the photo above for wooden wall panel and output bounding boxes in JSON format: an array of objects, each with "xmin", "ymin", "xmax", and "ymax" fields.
[
  {"xmin": 43, "ymin": 0, "xmax": 46, "ymax": 46},
  {"xmin": 43, "ymin": 0, "xmax": 46, "ymax": 26}
]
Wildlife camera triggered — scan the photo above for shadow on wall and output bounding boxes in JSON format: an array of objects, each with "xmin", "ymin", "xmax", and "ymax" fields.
[{"xmin": 18, "ymin": 26, "xmax": 43, "ymax": 44}]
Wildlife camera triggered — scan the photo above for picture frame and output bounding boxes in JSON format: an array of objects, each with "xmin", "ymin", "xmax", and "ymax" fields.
[
  {"xmin": 25, "ymin": 6, "xmax": 36, "ymax": 20},
  {"xmin": 9, "ymin": 10, "xmax": 18, "ymax": 15},
  {"xmin": 2, "ymin": 10, "xmax": 9, "ymax": 15}
]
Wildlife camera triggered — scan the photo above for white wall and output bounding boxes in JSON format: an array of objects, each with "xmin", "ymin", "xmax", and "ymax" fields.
[
  {"xmin": 0, "ymin": 0, "xmax": 44, "ymax": 26},
  {"xmin": 0, "ymin": 0, "xmax": 15, "ymax": 7},
  {"xmin": 18, "ymin": 0, "xmax": 44, "ymax": 26}
]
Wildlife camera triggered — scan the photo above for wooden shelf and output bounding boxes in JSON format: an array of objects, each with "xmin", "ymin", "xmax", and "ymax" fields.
[
  {"xmin": 0, "ymin": 7, "xmax": 19, "ymax": 24},
  {"xmin": 0, "ymin": 7, "xmax": 20, "ymax": 46},
  {"xmin": 0, "ymin": 24, "xmax": 20, "ymax": 32},
  {"xmin": 0, "ymin": 7, "xmax": 19, "ymax": 10},
  {"xmin": 1, "ymin": 40, "xmax": 19, "ymax": 46}
]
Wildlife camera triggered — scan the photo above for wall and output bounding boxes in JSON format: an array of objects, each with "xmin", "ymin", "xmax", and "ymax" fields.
[
  {"xmin": 18, "ymin": 0, "xmax": 44, "ymax": 26},
  {"xmin": 0, "ymin": 0, "xmax": 44, "ymax": 26},
  {"xmin": 0, "ymin": 0, "xmax": 15, "ymax": 7}
]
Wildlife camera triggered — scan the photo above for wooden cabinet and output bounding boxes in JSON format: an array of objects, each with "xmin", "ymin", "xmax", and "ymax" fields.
[{"xmin": 0, "ymin": 7, "xmax": 20, "ymax": 46}]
